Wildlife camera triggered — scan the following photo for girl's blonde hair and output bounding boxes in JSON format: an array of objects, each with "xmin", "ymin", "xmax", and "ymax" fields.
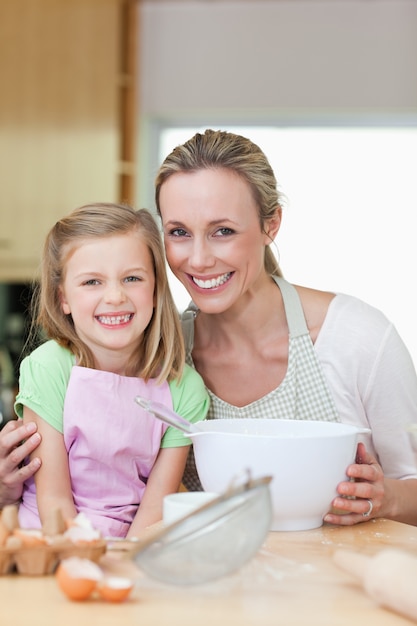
[
  {"xmin": 155, "ymin": 128, "xmax": 283, "ymax": 277},
  {"xmin": 32, "ymin": 202, "xmax": 184, "ymax": 382}
]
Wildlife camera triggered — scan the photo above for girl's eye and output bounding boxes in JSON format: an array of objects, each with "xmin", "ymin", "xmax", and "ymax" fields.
[
  {"xmin": 83, "ymin": 279, "xmax": 100, "ymax": 286},
  {"xmin": 124, "ymin": 276, "xmax": 141, "ymax": 283}
]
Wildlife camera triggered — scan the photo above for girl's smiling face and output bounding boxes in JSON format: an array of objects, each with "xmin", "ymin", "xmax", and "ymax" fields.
[
  {"xmin": 159, "ymin": 168, "xmax": 279, "ymax": 315},
  {"xmin": 59, "ymin": 230, "xmax": 155, "ymax": 368}
]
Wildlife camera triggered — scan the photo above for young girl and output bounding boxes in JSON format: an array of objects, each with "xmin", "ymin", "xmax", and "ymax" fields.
[{"xmin": 15, "ymin": 203, "xmax": 209, "ymax": 538}]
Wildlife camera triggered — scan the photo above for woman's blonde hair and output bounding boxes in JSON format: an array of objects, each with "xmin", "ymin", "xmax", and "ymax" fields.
[
  {"xmin": 155, "ymin": 128, "xmax": 283, "ymax": 277},
  {"xmin": 32, "ymin": 202, "xmax": 184, "ymax": 382}
]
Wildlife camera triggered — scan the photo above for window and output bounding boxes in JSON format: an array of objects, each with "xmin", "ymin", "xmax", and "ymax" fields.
[{"xmin": 157, "ymin": 125, "xmax": 417, "ymax": 366}]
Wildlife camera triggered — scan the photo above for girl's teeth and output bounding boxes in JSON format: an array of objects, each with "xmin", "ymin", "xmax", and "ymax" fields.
[
  {"xmin": 193, "ymin": 273, "xmax": 231, "ymax": 289},
  {"xmin": 97, "ymin": 314, "xmax": 132, "ymax": 325}
]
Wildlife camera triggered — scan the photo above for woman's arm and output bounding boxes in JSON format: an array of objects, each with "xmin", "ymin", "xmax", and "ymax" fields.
[
  {"xmin": 23, "ymin": 406, "xmax": 76, "ymax": 523},
  {"xmin": 319, "ymin": 301, "xmax": 417, "ymax": 526},
  {"xmin": 126, "ymin": 445, "xmax": 189, "ymax": 537}
]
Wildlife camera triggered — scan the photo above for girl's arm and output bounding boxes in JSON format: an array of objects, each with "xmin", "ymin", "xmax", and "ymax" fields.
[
  {"xmin": 126, "ymin": 445, "xmax": 189, "ymax": 537},
  {"xmin": 23, "ymin": 406, "xmax": 77, "ymax": 523}
]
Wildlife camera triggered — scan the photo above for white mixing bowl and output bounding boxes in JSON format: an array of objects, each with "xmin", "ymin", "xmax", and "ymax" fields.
[{"xmin": 189, "ymin": 418, "xmax": 367, "ymax": 531}]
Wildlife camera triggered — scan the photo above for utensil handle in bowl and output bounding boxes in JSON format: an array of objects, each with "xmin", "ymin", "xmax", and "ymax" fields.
[{"xmin": 134, "ymin": 396, "xmax": 195, "ymax": 434}]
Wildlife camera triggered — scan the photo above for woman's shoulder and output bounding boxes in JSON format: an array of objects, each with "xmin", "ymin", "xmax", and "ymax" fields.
[
  {"xmin": 327, "ymin": 292, "xmax": 392, "ymax": 330},
  {"xmin": 295, "ymin": 284, "xmax": 390, "ymax": 331},
  {"xmin": 293, "ymin": 284, "xmax": 336, "ymax": 341},
  {"xmin": 318, "ymin": 292, "xmax": 396, "ymax": 356},
  {"xmin": 291, "ymin": 283, "xmax": 395, "ymax": 356}
]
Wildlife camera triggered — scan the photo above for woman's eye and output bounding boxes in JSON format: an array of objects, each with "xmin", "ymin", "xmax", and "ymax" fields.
[
  {"xmin": 215, "ymin": 227, "xmax": 234, "ymax": 236},
  {"xmin": 168, "ymin": 227, "xmax": 189, "ymax": 237}
]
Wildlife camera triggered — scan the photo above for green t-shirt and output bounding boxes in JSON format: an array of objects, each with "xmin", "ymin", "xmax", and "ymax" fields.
[{"xmin": 15, "ymin": 340, "xmax": 209, "ymax": 448}]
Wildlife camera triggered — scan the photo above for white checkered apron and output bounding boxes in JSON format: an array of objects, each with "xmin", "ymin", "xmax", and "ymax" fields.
[{"xmin": 181, "ymin": 276, "xmax": 340, "ymax": 490}]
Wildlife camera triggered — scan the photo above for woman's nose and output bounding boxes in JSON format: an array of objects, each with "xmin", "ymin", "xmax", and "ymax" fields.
[{"xmin": 188, "ymin": 239, "xmax": 215, "ymax": 269}]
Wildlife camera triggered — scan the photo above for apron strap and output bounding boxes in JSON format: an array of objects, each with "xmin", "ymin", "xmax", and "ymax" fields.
[{"xmin": 272, "ymin": 276, "xmax": 309, "ymax": 338}]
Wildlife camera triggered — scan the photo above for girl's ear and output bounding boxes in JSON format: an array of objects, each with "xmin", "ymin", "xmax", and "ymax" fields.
[
  {"xmin": 59, "ymin": 287, "xmax": 71, "ymax": 315},
  {"xmin": 264, "ymin": 207, "xmax": 282, "ymax": 242}
]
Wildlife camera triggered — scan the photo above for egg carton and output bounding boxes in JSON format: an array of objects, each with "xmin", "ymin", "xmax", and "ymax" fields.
[
  {"xmin": 0, "ymin": 539, "xmax": 107, "ymax": 576},
  {"xmin": 0, "ymin": 505, "xmax": 106, "ymax": 576}
]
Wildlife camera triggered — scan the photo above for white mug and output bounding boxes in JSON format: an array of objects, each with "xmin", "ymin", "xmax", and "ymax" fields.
[{"xmin": 163, "ymin": 491, "xmax": 218, "ymax": 525}]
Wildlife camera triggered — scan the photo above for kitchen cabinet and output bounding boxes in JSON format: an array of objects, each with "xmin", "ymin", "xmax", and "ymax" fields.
[{"xmin": 0, "ymin": 0, "xmax": 138, "ymax": 282}]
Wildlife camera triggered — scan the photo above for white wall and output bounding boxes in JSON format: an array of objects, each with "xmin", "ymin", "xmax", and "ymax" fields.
[
  {"xmin": 138, "ymin": 0, "xmax": 417, "ymax": 203},
  {"xmin": 140, "ymin": 0, "xmax": 417, "ymax": 114},
  {"xmin": 137, "ymin": 1, "xmax": 417, "ymax": 364}
]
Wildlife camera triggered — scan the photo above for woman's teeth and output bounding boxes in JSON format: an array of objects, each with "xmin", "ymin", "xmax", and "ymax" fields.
[
  {"xmin": 97, "ymin": 314, "xmax": 132, "ymax": 325},
  {"xmin": 192, "ymin": 273, "xmax": 231, "ymax": 289}
]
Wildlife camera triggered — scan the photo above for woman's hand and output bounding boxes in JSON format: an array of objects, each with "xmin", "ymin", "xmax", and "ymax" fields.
[
  {"xmin": 323, "ymin": 442, "xmax": 385, "ymax": 526},
  {"xmin": 0, "ymin": 420, "xmax": 42, "ymax": 508}
]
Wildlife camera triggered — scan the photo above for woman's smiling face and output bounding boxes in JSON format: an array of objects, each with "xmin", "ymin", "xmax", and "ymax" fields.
[{"xmin": 159, "ymin": 168, "xmax": 274, "ymax": 314}]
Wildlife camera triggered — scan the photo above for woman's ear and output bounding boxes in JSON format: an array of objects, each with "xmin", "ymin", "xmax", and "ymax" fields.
[{"xmin": 264, "ymin": 207, "xmax": 282, "ymax": 242}]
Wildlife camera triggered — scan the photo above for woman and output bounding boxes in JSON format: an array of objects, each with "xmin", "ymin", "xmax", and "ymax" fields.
[{"xmin": 154, "ymin": 128, "xmax": 417, "ymax": 527}]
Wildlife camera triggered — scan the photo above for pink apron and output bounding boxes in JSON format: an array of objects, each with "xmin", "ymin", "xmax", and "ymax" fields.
[{"xmin": 20, "ymin": 366, "xmax": 172, "ymax": 537}]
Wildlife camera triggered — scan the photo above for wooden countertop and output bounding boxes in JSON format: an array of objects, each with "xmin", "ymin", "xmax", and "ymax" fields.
[{"xmin": 2, "ymin": 519, "xmax": 417, "ymax": 626}]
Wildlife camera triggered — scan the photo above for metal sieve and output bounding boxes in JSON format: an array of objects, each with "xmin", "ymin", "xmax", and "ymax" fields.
[{"xmin": 131, "ymin": 473, "xmax": 272, "ymax": 586}]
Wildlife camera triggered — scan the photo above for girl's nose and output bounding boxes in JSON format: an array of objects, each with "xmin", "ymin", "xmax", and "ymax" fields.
[{"xmin": 104, "ymin": 285, "xmax": 127, "ymax": 304}]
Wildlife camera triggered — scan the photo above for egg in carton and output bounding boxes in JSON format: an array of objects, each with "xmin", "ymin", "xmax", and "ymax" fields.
[
  {"xmin": 0, "ymin": 506, "xmax": 106, "ymax": 575},
  {"xmin": 0, "ymin": 505, "xmax": 20, "ymax": 574},
  {"xmin": 57, "ymin": 512, "xmax": 107, "ymax": 562}
]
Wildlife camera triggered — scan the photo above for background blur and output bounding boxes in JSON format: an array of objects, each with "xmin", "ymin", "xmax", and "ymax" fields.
[{"xmin": 1, "ymin": 0, "xmax": 416, "ymax": 424}]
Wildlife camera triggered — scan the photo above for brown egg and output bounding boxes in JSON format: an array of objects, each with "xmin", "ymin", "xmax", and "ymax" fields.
[
  {"xmin": 56, "ymin": 557, "xmax": 103, "ymax": 601},
  {"xmin": 97, "ymin": 577, "xmax": 134, "ymax": 603},
  {"xmin": 5, "ymin": 535, "xmax": 22, "ymax": 550},
  {"xmin": 13, "ymin": 528, "xmax": 47, "ymax": 547}
]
